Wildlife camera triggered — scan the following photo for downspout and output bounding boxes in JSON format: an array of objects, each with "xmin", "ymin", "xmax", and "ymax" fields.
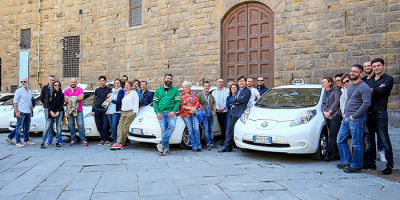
[{"xmin": 37, "ymin": 0, "xmax": 41, "ymax": 87}]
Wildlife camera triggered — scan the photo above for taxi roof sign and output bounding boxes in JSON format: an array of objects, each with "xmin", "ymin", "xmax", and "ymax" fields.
[{"xmin": 292, "ymin": 79, "xmax": 305, "ymax": 85}]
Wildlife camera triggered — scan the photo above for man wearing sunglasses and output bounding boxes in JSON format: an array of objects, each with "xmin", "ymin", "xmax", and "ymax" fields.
[
  {"xmin": 5, "ymin": 78, "xmax": 34, "ymax": 147},
  {"xmin": 334, "ymin": 73, "xmax": 344, "ymax": 88},
  {"xmin": 255, "ymin": 77, "xmax": 269, "ymax": 96}
]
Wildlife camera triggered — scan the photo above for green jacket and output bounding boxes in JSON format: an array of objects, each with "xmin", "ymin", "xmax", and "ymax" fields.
[
  {"xmin": 153, "ymin": 85, "xmax": 181, "ymax": 114},
  {"xmin": 197, "ymin": 91, "xmax": 216, "ymax": 116}
]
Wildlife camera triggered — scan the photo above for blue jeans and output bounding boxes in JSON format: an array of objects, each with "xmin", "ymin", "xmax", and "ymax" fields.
[
  {"xmin": 8, "ymin": 112, "xmax": 31, "ymax": 144},
  {"xmin": 68, "ymin": 111, "xmax": 86, "ymax": 143},
  {"xmin": 95, "ymin": 109, "xmax": 109, "ymax": 142},
  {"xmin": 183, "ymin": 116, "xmax": 201, "ymax": 150},
  {"xmin": 42, "ymin": 111, "xmax": 63, "ymax": 142},
  {"xmin": 203, "ymin": 116, "xmax": 214, "ymax": 145},
  {"xmin": 366, "ymin": 111, "xmax": 394, "ymax": 168},
  {"xmin": 44, "ymin": 108, "xmax": 55, "ymax": 141},
  {"xmin": 108, "ymin": 113, "xmax": 121, "ymax": 143},
  {"xmin": 337, "ymin": 115, "xmax": 366, "ymax": 168},
  {"xmin": 158, "ymin": 113, "xmax": 177, "ymax": 149}
]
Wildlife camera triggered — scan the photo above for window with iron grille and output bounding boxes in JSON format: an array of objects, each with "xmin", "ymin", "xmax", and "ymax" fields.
[
  {"xmin": 62, "ymin": 36, "xmax": 80, "ymax": 78},
  {"xmin": 20, "ymin": 29, "xmax": 31, "ymax": 49},
  {"xmin": 129, "ymin": 0, "xmax": 142, "ymax": 27},
  {"xmin": 11, "ymin": 85, "xmax": 19, "ymax": 93}
]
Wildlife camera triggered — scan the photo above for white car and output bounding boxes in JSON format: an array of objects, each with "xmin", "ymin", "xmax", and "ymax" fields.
[
  {"xmin": 127, "ymin": 86, "xmax": 222, "ymax": 149},
  {"xmin": 0, "ymin": 95, "xmax": 15, "ymax": 131},
  {"xmin": 234, "ymin": 84, "xmax": 328, "ymax": 160}
]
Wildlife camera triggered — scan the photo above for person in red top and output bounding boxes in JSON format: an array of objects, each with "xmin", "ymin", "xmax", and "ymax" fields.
[{"xmin": 178, "ymin": 81, "xmax": 203, "ymax": 152}]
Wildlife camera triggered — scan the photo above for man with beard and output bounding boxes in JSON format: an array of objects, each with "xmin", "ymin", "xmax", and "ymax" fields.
[
  {"xmin": 336, "ymin": 64, "xmax": 371, "ymax": 173},
  {"xmin": 64, "ymin": 78, "xmax": 88, "ymax": 146},
  {"xmin": 246, "ymin": 78, "xmax": 260, "ymax": 108},
  {"xmin": 218, "ymin": 75, "xmax": 251, "ymax": 152},
  {"xmin": 153, "ymin": 73, "xmax": 181, "ymax": 156},
  {"xmin": 92, "ymin": 76, "xmax": 112, "ymax": 145},
  {"xmin": 5, "ymin": 78, "xmax": 35, "ymax": 147},
  {"xmin": 256, "ymin": 77, "xmax": 269, "ymax": 96},
  {"xmin": 363, "ymin": 58, "xmax": 394, "ymax": 175},
  {"xmin": 362, "ymin": 62, "xmax": 373, "ymax": 81},
  {"xmin": 212, "ymin": 78, "xmax": 229, "ymax": 146},
  {"xmin": 121, "ymin": 75, "xmax": 128, "ymax": 89}
]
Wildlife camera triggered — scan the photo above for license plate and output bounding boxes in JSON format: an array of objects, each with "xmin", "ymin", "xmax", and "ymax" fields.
[
  {"xmin": 253, "ymin": 136, "xmax": 272, "ymax": 144},
  {"xmin": 132, "ymin": 128, "xmax": 143, "ymax": 134}
]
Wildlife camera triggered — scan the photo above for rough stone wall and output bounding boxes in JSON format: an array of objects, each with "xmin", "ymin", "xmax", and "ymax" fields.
[{"xmin": 0, "ymin": 0, "xmax": 399, "ymax": 126}]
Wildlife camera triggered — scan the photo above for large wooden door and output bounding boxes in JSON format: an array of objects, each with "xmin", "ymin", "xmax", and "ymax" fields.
[{"xmin": 222, "ymin": 2, "xmax": 274, "ymax": 88}]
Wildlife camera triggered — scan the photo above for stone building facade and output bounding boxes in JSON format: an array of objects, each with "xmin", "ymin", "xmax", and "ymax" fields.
[{"xmin": 0, "ymin": 0, "xmax": 399, "ymax": 126}]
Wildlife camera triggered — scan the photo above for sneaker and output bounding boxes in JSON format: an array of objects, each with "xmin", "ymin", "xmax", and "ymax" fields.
[
  {"xmin": 337, "ymin": 163, "xmax": 350, "ymax": 169},
  {"xmin": 56, "ymin": 142, "xmax": 61, "ymax": 148},
  {"xmin": 58, "ymin": 138, "xmax": 65, "ymax": 145},
  {"xmin": 98, "ymin": 141, "xmax": 105, "ymax": 145},
  {"xmin": 47, "ymin": 139, "xmax": 53, "ymax": 145},
  {"xmin": 40, "ymin": 143, "xmax": 45, "ymax": 149},
  {"xmin": 362, "ymin": 163, "xmax": 377, "ymax": 170},
  {"xmin": 104, "ymin": 141, "xmax": 111, "ymax": 145},
  {"xmin": 29, "ymin": 138, "xmax": 33, "ymax": 142},
  {"xmin": 378, "ymin": 151, "xmax": 387, "ymax": 162},
  {"xmin": 207, "ymin": 144, "xmax": 211, "ymax": 151},
  {"xmin": 382, "ymin": 167, "xmax": 393, "ymax": 175},
  {"xmin": 121, "ymin": 145, "xmax": 124, "ymax": 150},
  {"xmin": 82, "ymin": 141, "xmax": 89, "ymax": 146},
  {"xmin": 110, "ymin": 143, "xmax": 121, "ymax": 150},
  {"xmin": 24, "ymin": 141, "xmax": 35, "ymax": 145},
  {"xmin": 161, "ymin": 148, "xmax": 170, "ymax": 156},
  {"xmin": 343, "ymin": 166, "xmax": 362, "ymax": 173},
  {"xmin": 157, "ymin": 144, "xmax": 164, "ymax": 153},
  {"xmin": 210, "ymin": 144, "xmax": 219, "ymax": 149},
  {"xmin": 16, "ymin": 142, "xmax": 25, "ymax": 147},
  {"xmin": 5, "ymin": 137, "xmax": 14, "ymax": 145},
  {"xmin": 69, "ymin": 141, "xmax": 76, "ymax": 146}
]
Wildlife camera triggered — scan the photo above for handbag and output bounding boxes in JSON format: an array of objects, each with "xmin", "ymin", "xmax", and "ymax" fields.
[
  {"xmin": 102, "ymin": 100, "xmax": 110, "ymax": 109},
  {"xmin": 192, "ymin": 92, "xmax": 205, "ymax": 122}
]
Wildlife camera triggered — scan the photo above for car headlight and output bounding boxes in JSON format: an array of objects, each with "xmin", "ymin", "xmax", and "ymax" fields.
[
  {"xmin": 84, "ymin": 112, "xmax": 92, "ymax": 118},
  {"xmin": 290, "ymin": 109, "xmax": 317, "ymax": 126},
  {"xmin": 240, "ymin": 109, "xmax": 250, "ymax": 124}
]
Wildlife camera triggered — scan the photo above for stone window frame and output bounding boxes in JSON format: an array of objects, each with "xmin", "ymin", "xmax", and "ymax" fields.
[
  {"xmin": 129, "ymin": 0, "xmax": 142, "ymax": 27},
  {"xmin": 20, "ymin": 29, "xmax": 31, "ymax": 49},
  {"xmin": 62, "ymin": 36, "xmax": 80, "ymax": 78}
]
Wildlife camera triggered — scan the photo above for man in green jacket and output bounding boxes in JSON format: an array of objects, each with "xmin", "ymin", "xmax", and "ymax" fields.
[
  {"xmin": 197, "ymin": 81, "xmax": 218, "ymax": 151},
  {"xmin": 153, "ymin": 73, "xmax": 181, "ymax": 156}
]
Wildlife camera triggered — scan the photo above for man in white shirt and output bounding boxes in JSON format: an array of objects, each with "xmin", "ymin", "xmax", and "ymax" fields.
[
  {"xmin": 212, "ymin": 78, "xmax": 229, "ymax": 146},
  {"xmin": 246, "ymin": 78, "xmax": 260, "ymax": 109}
]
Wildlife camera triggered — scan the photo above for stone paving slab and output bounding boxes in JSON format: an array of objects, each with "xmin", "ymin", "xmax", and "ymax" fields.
[{"xmin": 0, "ymin": 129, "xmax": 399, "ymax": 200}]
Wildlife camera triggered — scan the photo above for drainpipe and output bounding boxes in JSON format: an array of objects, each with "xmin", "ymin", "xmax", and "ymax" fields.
[{"xmin": 37, "ymin": 0, "xmax": 41, "ymax": 87}]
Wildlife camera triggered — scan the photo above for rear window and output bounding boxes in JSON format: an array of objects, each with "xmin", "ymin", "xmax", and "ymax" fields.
[
  {"xmin": 0, "ymin": 95, "xmax": 14, "ymax": 103},
  {"xmin": 255, "ymin": 88, "xmax": 321, "ymax": 109}
]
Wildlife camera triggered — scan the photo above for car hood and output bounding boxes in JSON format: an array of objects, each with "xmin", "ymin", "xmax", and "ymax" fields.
[
  {"xmin": 137, "ymin": 105, "xmax": 157, "ymax": 118},
  {"xmin": 248, "ymin": 105, "xmax": 318, "ymax": 121}
]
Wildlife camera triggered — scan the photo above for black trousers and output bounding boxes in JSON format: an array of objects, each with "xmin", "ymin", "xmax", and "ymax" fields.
[
  {"xmin": 94, "ymin": 109, "xmax": 110, "ymax": 142},
  {"xmin": 326, "ymin": 115, "xmax": 342, "ymax": 154},
  {"xmin": 216, "ymin": 112, "xmax": 227, "ymax": 142},
  {"xmin": 224, "ymin": 114, "xmax": 239, "ymax": 149}
]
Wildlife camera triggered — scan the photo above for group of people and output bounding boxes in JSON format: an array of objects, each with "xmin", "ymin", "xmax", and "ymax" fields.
[
  {"xmin": 321, "ymin": 58, "xmax": 394, "ymax": 175},
  {"xmin": 154, "ymin": 74, "xmax": 269, "ymax": 155}
]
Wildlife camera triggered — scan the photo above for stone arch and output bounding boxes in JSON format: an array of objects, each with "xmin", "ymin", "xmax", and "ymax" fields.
[{"xmin": 211, "ymin": 0, "xmax": 287, "ymax": 22}]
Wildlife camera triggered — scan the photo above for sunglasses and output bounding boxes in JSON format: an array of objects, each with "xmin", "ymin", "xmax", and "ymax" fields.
[
  {"xmin": 342, "ymin": 80, "xmax": 350, "ymax": 84},
  {"xmin": 54, "ymin": 84, "xmax": 60, "ymax": 86},
  {"xmin": 21, "ymin": 81, "xmax": 27, "ymax": 83},
  {"xmin": 257, "ymin": 80, "xmax": 264, "ymax": 82},
  {"xmin": 334, "ymin": 80, "xmax": 341, "ymax": 83}
]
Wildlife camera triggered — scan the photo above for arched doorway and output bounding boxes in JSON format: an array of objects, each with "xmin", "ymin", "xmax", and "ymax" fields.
[{"xmin": 221, "ymin": 2, "xmax": 274, "ymax": 88}]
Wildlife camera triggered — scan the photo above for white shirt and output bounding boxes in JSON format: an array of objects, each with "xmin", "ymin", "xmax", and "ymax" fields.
[
  {"xmin": 121, "ymin": 90, "xmax": 139, "ymax": 113},
  {"xmin": 340, "ymin": 87, "xmax": 348, "ymax": 116},
  {"xmin": 212, "ymin": 87, "xmax": 229, "ymax": 112},
  {"xmin": 14, "ymin": 87, "xmax": 32, "ymax": 114},
  {"xmin": 247, "ymin": 88, "xmax": 260, "ymax": 108}
]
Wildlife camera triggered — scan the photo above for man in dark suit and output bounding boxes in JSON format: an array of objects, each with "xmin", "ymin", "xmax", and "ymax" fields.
[{"xmin": 218, "ymin": 75, "xmax": 251, "ymax": 152}]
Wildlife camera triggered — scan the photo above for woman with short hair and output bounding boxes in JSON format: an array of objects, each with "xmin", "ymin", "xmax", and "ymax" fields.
[{"xmin": 178, "ymin": 81, "xmax": 203, "ymax": 152}]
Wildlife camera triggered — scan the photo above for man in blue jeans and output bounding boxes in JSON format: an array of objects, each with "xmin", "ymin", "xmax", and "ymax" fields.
[
  {"xmin": 5, "ymin": 78, "xmax": 35, "ymax": 147},
  {"xmin": 198, "ymin": 81, "xmax": 218, "ymax": 150},
  {"xmin": 337, "ymin": 64, "xmax": 371, "ymax": 173},
  {"xmin": 153, "ymin": 73, "xmax": 181, "ymax": 156},
  {"xmin": 363, "ymin": 58, "xmax": 394, "ymax": 175}
]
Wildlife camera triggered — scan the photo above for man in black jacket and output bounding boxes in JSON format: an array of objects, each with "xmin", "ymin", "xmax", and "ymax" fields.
[
  {"xmin": 91, "ymin": 76, "xmax": 112, "ymax": 145},
  {"xmin": 218, "ymin": 75, "xmax": 251, "ymax": 152},
  {"xmin": 40, "ymin": 75, "xmax": 57, "ymax": 145}
]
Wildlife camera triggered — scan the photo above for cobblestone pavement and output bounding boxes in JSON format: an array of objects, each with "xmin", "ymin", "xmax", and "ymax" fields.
[{"xmin": 0, "ymin": 129, "xmax": 399, "ymax": 200}]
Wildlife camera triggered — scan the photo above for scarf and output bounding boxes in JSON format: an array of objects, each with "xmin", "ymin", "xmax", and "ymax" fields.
[
  {"xmin": 322, "ymin": 87, "xmax": 335, "ymax": 105},
  {"xmin": 107, "ymin": 87, "xmax": 122, "ymax": 114}
]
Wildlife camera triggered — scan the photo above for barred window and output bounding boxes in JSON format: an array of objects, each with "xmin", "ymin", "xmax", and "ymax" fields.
[
  {"xmin": 62, "ymin": 36, "xmax": 80, "ymax": 78},
  {"xmin": 20, "ymin": 29, "xmax": 31, "ymax": 49},
  {"xmin": 129, "ymin": 0, "xmax": 142, "ymax": 27},
  {"xmin": 11, "ymin": 85, "xmax": 19, "ymax": 93}
]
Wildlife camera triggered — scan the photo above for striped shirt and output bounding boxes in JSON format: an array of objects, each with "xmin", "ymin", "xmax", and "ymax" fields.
[{"xmin": 14, "ymin": 87, "xmax": 32, "ymax": 113}]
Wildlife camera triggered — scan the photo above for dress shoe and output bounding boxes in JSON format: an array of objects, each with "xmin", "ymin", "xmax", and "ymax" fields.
[
  {"xmin": 218, "ymin": 147, "xmax": 232, "ymax": 153},
  {"xmin": 362, "ymin": 163, "xmax": 377, "ymax": 170}
]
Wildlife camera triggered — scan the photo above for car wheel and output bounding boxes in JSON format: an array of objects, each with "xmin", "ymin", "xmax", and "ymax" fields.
[
  {"xmin": 179, "ymin": 128, "xmax": 192, "ymax": 150},
  {"xmin": 311, "ymin": 128, "xmax": 328, "ymax": 160}
]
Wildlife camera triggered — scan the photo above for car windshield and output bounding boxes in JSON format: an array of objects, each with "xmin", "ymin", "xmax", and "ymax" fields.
[
  {"xmin": 82, "ymin": 92, "xmax": 95, "ymax": 105},
  {"xmin": 0, "ymin": 95, "xmax": 14, "ymax": 103},
  {"xmin": 255, "ymin": 88, "xmax": 321, "ymax": 109},
  {"xmin": 2, "ymin": 98, "xmax": 15, "ymax": 106}
]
